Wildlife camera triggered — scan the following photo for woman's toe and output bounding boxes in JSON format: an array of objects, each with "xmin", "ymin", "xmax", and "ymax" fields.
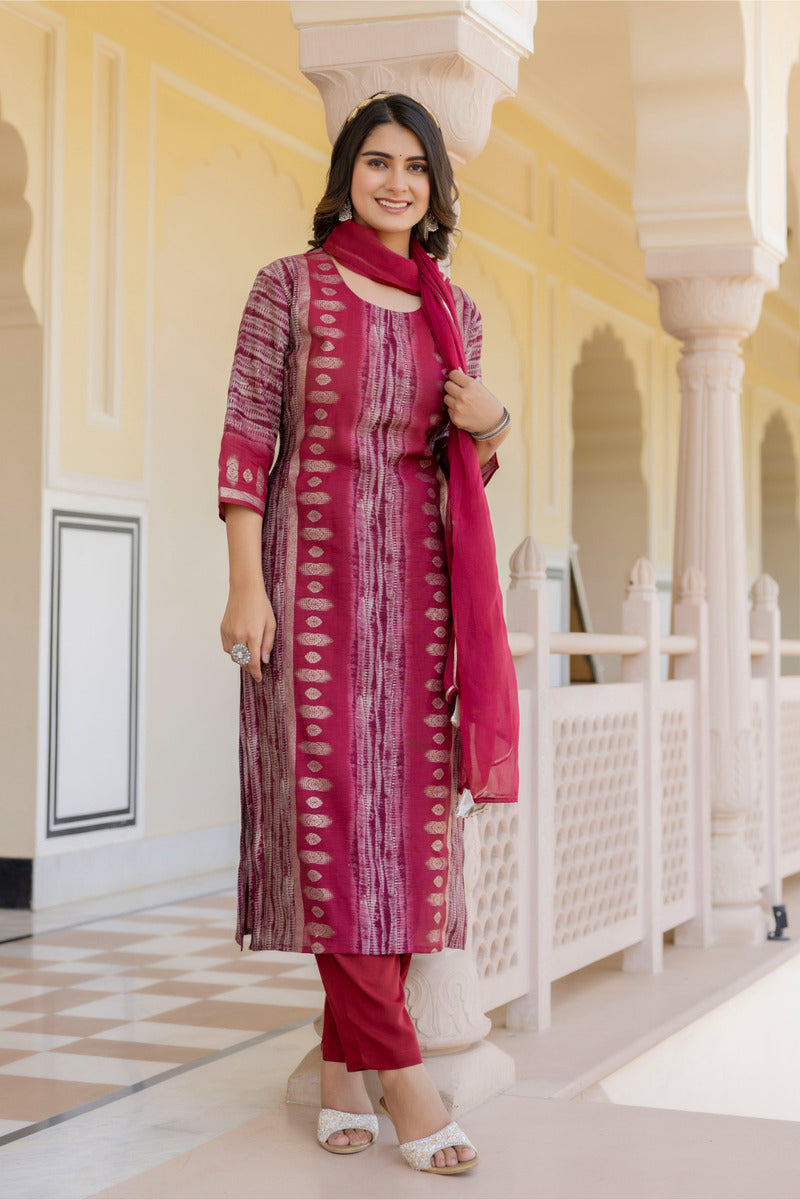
[
  {"xmin": 328, "ymin": 1131, "xmax": 349, "ymax": 1147},
  {"xmin": 456, "ymin": 1144, "xmax": 476, "ymax": 1162},
  {"xmin": 432, "ymin": 1149, "xmax": 447, "ymax": 1168}
]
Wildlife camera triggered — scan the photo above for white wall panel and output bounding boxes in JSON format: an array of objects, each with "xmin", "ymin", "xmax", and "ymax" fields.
[{"xmin": 48, "ymin": 511, "xmax": 139, "ymax": 835}]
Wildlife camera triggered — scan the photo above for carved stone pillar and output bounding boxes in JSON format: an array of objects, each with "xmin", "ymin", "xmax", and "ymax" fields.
[
  {"xmin": 289, "ymin": 0, "xmax": 535, "ymax": 165},
  {"xmin": 647, "ymin": 246, "xmax": 779, "ymax": 944}
]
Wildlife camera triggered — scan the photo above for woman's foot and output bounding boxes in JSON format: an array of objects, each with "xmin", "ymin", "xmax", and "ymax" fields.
[
  {"xmin": 320, "ymin": 1059, "xmax": 374, "ymax": 1148},
  {"xmin": 378, "ymin": 1064, "xmax": 477, "ymax": 1170}
]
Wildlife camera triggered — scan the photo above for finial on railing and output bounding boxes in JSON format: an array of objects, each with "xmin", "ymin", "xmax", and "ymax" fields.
[
  {"xmin": 626, "ymin": 556, "xmax": 656, "ymax": 595},
  {"xmin": 509, "ymin": 536, "xmax": 546, "ymax": 583},
  {"xmin": 678, "ymin": 566, "xmax": 706, "ymax": 603},
  {"xmin": 751, "ymin": 573, "xmax": 779, "ymax": 611}
]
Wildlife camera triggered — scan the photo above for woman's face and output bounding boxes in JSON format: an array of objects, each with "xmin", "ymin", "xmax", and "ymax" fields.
[{"xmin": 349, "ymin": 121, "xmax": 431, "ymax": 256}]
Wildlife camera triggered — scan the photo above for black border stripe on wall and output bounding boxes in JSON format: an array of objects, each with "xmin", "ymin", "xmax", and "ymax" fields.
[{"xmin": 47, "ymin": 510, "xmax": 140, "ymax": 838}]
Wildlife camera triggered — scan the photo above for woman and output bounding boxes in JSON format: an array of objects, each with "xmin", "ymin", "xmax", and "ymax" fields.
[{"xmin": 218, "ymin": 92, "xmax": 518, "ymax": 1175}]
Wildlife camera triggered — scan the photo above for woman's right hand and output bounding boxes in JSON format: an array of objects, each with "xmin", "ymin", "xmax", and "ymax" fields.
[{"xmin": 220, "ymin": 581, "xmax": 276, "ymax": 684}]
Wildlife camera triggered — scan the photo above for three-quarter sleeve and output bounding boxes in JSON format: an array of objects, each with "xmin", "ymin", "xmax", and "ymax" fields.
[
  {"xmin": 431, "ymin": 288, "xmax": 499, "ymax": 487},
  {"xmin": 218, "ymin": 261, "xmax": 292, "ymax": 519}
]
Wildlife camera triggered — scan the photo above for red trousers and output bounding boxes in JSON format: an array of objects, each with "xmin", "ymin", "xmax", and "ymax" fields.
[{"xmin": 315, "ymin": 953, "xmax": 423, "ymax": 1073}]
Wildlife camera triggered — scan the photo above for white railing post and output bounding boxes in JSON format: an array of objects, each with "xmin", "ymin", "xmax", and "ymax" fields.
[
  {"xmin": 751, "ymin": 574, "xmax": 782, "ymax": 909},
  {"xmin": 505, "ymin": 536, "xmax": 554, "ymax": 1032},
  {"xmin": 621, "ymin": 558, "xmax": 663, "ymax": 974},
  {"xmin": 672, "ymin": 568, "xmax": 714, "ymax": 947}
]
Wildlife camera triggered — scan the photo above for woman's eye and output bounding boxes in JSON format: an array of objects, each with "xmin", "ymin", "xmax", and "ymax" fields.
[
  {"xmin": 410, "ymin": 163, "xmax": 429, "ymax": 173},
  {"xmin": 367, "ymin": 158, "xmax": 387, "ymax": 168}
]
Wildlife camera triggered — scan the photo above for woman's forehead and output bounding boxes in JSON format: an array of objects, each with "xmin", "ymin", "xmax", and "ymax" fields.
[{"xmin": 358, "ymin": 122, "xmax": 426, "ymax": 158}]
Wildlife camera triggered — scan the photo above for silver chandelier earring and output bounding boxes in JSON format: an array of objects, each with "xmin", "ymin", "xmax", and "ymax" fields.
[
  {"xmin": 423, "ymin": 211, "xmax": 439, "ymax": 234},
  {"xmin": 338, "ymin": 197, "xmax": 353, "ymax": 222}
]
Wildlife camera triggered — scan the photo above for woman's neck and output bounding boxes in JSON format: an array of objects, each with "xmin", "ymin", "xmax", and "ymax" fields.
[{"xmin": 355, "ymin": 219, "xmax": 411, "ymax": 259}]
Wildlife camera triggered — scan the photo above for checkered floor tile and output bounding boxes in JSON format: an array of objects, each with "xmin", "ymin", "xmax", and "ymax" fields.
[{"xmin": 0, "ymin": 892, "xmax": 323, "ymax": 1137}]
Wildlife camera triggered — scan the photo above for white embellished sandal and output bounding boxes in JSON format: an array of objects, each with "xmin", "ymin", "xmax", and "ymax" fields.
[
  {"xmin": 379, "ymin": 1097, "xmax": 479, "ymax": 1175},
  {"xmin": 317, "ymin": 1107, "xmax": 379, "ymax": 1155}
]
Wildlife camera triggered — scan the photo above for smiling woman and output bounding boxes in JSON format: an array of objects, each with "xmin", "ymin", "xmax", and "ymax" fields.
[{"xmin": 217, "ymin": 91, "xmax": 516, "ymax": 1175}]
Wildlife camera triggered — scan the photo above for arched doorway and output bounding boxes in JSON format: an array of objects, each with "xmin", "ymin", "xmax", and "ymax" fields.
[
  {"xmin": 761, "ymin": 411, "xmax": 800, "ymax": 661},
  {"xmin": 571, "ymin": 324, "xmax": 647, "ymax": 684}
]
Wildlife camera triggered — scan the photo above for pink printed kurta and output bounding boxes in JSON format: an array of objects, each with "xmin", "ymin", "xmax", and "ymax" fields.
[{"xmin": 218, "ymin": 249, "xmax": 497, "ymax": 955}]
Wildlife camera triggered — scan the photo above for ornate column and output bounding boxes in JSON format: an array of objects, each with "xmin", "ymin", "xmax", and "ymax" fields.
[
  {"xmin": 647, "ymin": 246, "xmax": 779, "ymax": 945},
  {"xmin": 290, "ymin": 0, "xmax": 535, "ymax": 165}
]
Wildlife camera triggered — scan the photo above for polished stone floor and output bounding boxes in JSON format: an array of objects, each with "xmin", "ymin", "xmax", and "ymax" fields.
[{"xmin": 1, "ymin": 874, "xmax": 799, "ymax": 1199}]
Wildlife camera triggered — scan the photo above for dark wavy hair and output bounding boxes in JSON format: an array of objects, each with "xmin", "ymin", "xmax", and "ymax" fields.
[{"xmin": 310, "ymin": 93, "xmax": 457, "ymax": 260}]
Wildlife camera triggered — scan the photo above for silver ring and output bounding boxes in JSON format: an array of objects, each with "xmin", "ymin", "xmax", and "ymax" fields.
[{"xmin": 231, "ymin": 643, "xmax": 251, "ymax": 667}]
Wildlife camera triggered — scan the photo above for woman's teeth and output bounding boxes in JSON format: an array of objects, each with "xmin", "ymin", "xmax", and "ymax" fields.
[{"xmin": 377, "ymin": 199, "xmax": 410, "ymax": 211}]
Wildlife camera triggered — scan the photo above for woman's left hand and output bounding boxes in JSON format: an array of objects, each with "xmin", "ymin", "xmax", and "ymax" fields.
[{"xmin": 443, "ymin": 369, "xmax": 505, "ymax": 437}]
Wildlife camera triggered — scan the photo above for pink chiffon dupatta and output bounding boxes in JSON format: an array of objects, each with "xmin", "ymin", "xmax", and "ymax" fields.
[{"xmin": 323, "ymin": 221, "xmax": 519, "ymax": 804}]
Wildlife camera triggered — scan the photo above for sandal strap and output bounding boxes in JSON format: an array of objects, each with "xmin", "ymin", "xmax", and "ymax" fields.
[
  {"xmin": 317, "ymin": 1108, "xmax": 378, "ymax": 1146},
  {"xmin": 399, "ymin": 1120, "xmax": 476, "ymax": 1171}
]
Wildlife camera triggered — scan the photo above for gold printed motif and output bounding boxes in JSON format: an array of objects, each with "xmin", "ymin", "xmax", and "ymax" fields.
[
  {"xmin": 304, "ymin": 887, "xmax": 333, "ymax": 901},
  {"xmin": 301, "ymin": 813, "xmax": 333, "ymax": 827},
  {"xmin": 225, "ymin": 456, "xmax": 239, "ymax": 484},
  {"xmin": 300, "ymin": 528, "xmax": 334, "ymax": 541},
  {"xmin": 300, "ymin": 850, "xmax": 332, "ymax": 864},
  {"xmin": 312, "ymin": 326, "xmax": 345, "ymax": 339},
  {"xmin": 299, "ymin": 492, "xmax": 332, "ymax": 505},
  {"xmin": 300, "ymin": 741, "xmax": 333, "ymax": 755},
  {"xmin": 425, "ymin": 821, "xmax": 447, "ymax": 835},
  {"xmin": 299, "ymin": 777, "xmax": 332, "ymax": 791},
  {"xmin": 299, "ymin": 563, "xmax": 334, "ymax": 576},
  {"xmin": 294, "ymin": 669, "xmax": 331, "ymax": 682},
  {"xmin": 310, "ymin": 357, "xmax": 343, "ymax": 370},
  {"xmin": 299, "ymin": 706, "xmax": 333, "ymax": 720},
  {"xmin": 306, "ymin": 922, "xmax": 336, "ymax": 937},
  {"xmin": 425, "ymin": 785, "xmax": 448, "ymax": 798},
  {"xmin": 299, "ymin": 597, "xmax": 334, "ymax": 611},
  {"xmin": 296, "ymin": 632, "xmax": 333, "ymax": 646}
]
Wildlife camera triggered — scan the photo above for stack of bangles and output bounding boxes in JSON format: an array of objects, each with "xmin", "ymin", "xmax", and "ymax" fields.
[{"xmin": 472, "ymin": 406, "xmax": 511, "ymax": 441}]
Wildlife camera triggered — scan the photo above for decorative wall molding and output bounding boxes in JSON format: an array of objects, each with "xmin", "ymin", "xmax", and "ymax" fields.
[
  {"xmin": 567, "ymin": 177, "xmax": 652, "ymax": 300},
  {"xmin": 460, "ymin": 127, "xmax": 537, "ymax": 230},
  {"xmin": 46, "ymin": 510, "xmax": 140, "ymax": 838},
  {"xmin": 86, "ymin": 34, "xmax": 126, "ymax": 430},
  {"xmin": 152, "ymin": 1, "xmax": 323, "ymax": 108}
]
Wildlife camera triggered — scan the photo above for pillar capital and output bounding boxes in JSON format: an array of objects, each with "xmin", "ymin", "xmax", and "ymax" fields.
[
  {"xmin": 289, "ymin": 1, "xmax": 535, "ymax": 165},
  {"xmin": 645, "ymin": 246, "xmax": 779, "ymax": 347}
]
